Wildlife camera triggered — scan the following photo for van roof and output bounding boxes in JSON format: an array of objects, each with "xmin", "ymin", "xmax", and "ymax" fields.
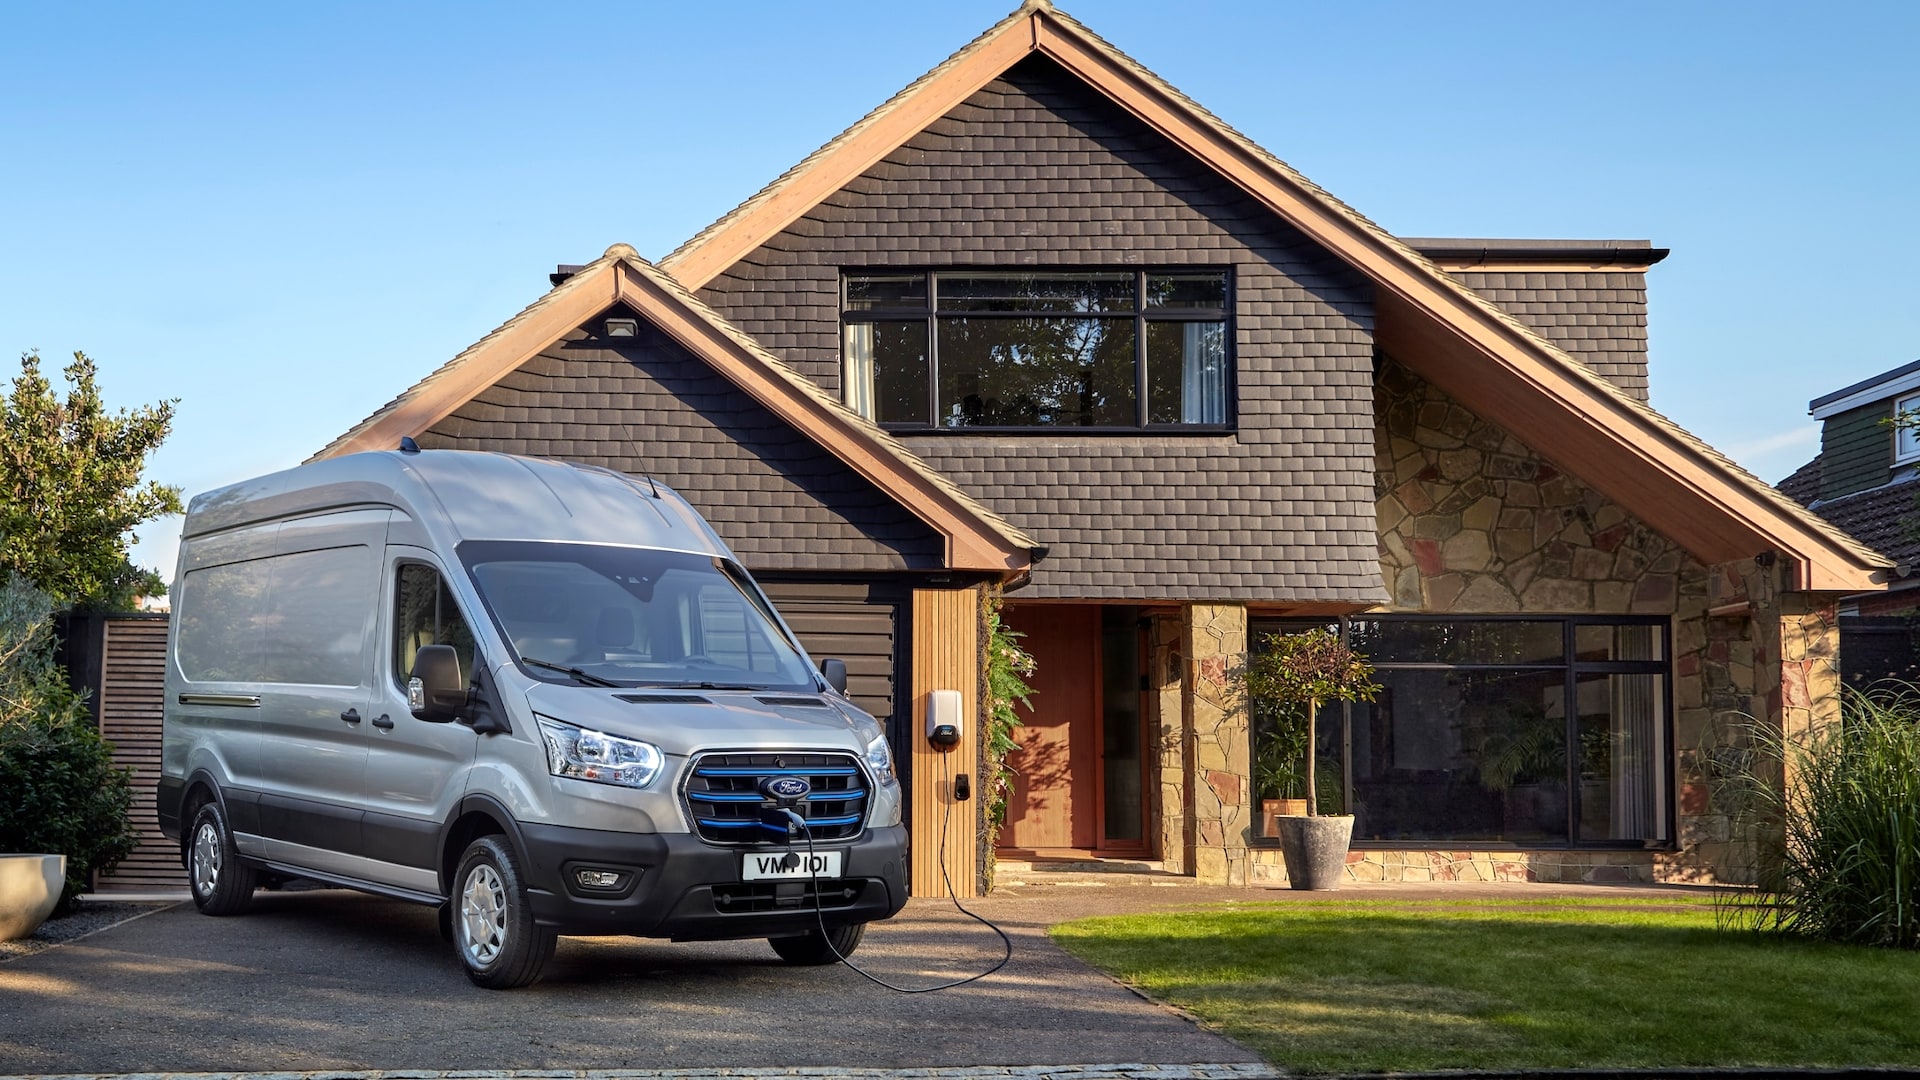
[{"xmin": 182, "ymin": 450, "xmax": 727, "ymax": 556}]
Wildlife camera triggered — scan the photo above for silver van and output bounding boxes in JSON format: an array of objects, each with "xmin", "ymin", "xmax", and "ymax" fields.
[{"xmin": 157, "ymin": 448, "xmax": 908, "ymax": 987}]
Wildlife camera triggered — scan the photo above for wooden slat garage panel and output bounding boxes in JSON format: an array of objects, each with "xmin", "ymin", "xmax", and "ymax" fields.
[
  {"xmin": 93, "ymin": 617, "xmax": 178, "ymax": 892},
  {"xmin": 758, "ymin": 581, "xmax": 901, "ymax": 729}
]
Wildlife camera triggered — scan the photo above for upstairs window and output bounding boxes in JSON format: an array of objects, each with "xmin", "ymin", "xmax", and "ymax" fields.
[
  {"xmin": 842, "ymin": 270, "xmax": 1230, "ymax": 429},
  {"xmin": 1896, "ymin": 391, "xmax": 1920, "ymax": 465}
]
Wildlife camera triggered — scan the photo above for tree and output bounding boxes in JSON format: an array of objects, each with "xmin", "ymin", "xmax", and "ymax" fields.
[
  {"xmin": 1244, "ymin": 628, "xmax": 1380, "ymax": 817},
  {"xmin": 0, "ymin": 350, "xmax": 182, "ymax": 610}
]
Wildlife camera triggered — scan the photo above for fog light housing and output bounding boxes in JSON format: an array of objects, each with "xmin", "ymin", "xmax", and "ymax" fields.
[{"xmin": 563, "ymin": 863, "xmax": 639, "ymax": 897}]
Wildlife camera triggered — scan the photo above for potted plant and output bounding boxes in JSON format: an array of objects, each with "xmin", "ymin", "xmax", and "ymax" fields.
[{"xmin": 1246, "ymin": 627, "xmax": 1380, "ymax": 889}]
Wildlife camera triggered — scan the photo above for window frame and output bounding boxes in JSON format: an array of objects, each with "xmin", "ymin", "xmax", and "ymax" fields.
[
  {"xmin": 1894, "ymin": 391, "xmax": 1920, "ymax": 466},
  {"xmin": 1248, "ymin": 613, "xmax": 1676, "ymax": 851},
  {"xmin": 839, "ymin": 267, "xmax": 1236, "ymax": 433}
]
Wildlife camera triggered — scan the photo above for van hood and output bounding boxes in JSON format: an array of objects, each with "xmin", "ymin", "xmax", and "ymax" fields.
[{"xmin": 518, "ymin": 681, "xmax": 873, "ymax": 758}]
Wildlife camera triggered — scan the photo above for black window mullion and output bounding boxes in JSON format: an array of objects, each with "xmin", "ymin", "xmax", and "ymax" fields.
[
  {"xmin": 926, "ymin": 275, "xmax": 939, "ymax": 426},
  {"xmin": 1134, "ymin": 272, "xmax": 1144, "ymax": 425},
  {"xmin": 1564, "ymin": 621, "xmax": 1580, "ymax": 849}
]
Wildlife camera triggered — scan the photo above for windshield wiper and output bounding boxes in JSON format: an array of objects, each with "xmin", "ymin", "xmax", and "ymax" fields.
[
  {"xmin": 520, "ymin": 656, "xmax": 618, "ymax": 688},
  {"xmin": 650, "ymin": 681, "xmax": 762, "ymax": 691}
]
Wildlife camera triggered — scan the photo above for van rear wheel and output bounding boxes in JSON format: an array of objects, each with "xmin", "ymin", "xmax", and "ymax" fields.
[
  {"xmin": 769, "ymin": 922, "xmax": 863, "ymax": 965},
  {"xmin": 186, "ymin": 801, "xmax": 257, "ymax": 915},
  {"xmin": 452, "ymin": 836, "xmax": 555, "ymax": 989}
]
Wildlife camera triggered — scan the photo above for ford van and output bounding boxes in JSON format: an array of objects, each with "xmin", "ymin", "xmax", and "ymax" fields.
[{"xmin": 157, "ymin": 448, "xmax": 908, "ymax": 987}]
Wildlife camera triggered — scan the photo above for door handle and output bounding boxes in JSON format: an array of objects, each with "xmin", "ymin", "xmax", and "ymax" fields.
[
  {"xmin": 340, "ymin": 708, "xmax": 361, "ymax": 724},
  {"xmin": 371, "ymin": 714, "xmax": 395, "ymax": 730}
]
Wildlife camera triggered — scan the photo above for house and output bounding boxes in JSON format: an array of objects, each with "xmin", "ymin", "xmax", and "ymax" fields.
[
  {"xmin": 315, "ymin": 0, "xmax": 1887, "ymax": 893},
  {"xmin": 1780, "ymin": 361, "xmax": 1920, "ymax": 684}
]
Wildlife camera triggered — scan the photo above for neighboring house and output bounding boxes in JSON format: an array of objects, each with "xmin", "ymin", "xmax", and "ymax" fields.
[
  {"xmin": 1781, "ymin": 360, "xmax": 1920, "ymax": 684},
  {"xmin": 315, "ymin": 0, "xmax": 1886, "ymax": 892}
]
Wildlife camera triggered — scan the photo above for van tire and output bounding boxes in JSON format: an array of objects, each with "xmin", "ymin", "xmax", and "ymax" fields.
[
  {"xmin": 452, "ymin": 836, "xmax": 555, "ymax": 989},
  {"xmin": 186, "ymin": 801, "xmax": 258, "ymax": 915},
  {"xmin": 769, "ymin": 922, "xmax": 863, "ymax": 965}
]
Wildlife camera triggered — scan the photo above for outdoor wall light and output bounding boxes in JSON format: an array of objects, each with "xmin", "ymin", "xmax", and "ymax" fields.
[{"xmin": 605, "ymin": 318, "xmax": 639, "ymax": 337}]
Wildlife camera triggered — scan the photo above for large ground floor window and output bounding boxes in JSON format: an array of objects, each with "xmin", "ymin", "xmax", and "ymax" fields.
[{"xmin": 1250, "ymin": 616, "xmax": 1671, "ymax": 848}]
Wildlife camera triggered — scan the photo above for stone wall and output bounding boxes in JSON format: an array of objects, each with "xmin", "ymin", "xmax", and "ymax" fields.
[
  {"xmin": 1185, "ymin": 603, "xmax": 1250, "ymax": 885},
  {"xmin": 1375, "ymin": 356, "xmax": 1698, "ymax": 616}
]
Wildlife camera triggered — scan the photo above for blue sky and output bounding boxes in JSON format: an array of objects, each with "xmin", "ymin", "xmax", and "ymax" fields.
[{"xmin": 4, "ymin": 1, "xmax": 1917, "ymax": 584}]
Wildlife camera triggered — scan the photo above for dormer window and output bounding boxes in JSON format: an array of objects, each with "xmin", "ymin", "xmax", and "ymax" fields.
[{"xmin": 841, "ymin": 270, "xmax": 1230, "ymax": 430}]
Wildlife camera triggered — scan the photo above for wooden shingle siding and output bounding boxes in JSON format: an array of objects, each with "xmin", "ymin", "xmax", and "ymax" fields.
[
  {"xmin": 697, "ymin": 55, "xmax": 1385, "ymax": 603},
  {"xmin": 1821, "ymin": 401, "xmax": 1894, "ymax": 500},
  {"xmin": 1447, "ymin": 270, "xmax": 1652, "ymax": 401},
  {"xmin": 93, "ymin": 616, "xmax": 179, "ymax": 893},
  {"xmin": 423, "ymin": 325, "xmax": 947, "ymax": 573}
]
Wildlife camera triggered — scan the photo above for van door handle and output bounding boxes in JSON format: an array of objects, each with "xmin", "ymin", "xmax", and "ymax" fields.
[
  {"xmin": 371, "ymin": 714, "xmax": 395, "ymax": 730},
  {"xmin": 340, "ymin": 708, "xmax": 362, "ymax": 724}
]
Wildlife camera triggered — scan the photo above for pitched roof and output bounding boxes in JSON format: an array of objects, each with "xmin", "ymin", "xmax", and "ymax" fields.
[
  {"xmin": 655, "ymin": 0, "xmax": 1887, "ymax": 593},
  {"xmin": 312, "ymin": 246, "xmax": 1037, "ymax": 574},
  {"xmin": 1801, "ymin": 478, "xmax": 1920, "ymax": 571}
]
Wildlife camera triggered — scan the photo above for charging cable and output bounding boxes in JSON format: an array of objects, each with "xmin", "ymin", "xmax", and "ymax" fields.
[{"xmin": 787, "ymin": 749, "xmax": 1012, "ymax": 992}]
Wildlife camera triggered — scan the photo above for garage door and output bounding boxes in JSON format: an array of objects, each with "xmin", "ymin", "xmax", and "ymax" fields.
[{"xmin": 756, "ymin": 580, "xmax": 903, "ymax": 735}]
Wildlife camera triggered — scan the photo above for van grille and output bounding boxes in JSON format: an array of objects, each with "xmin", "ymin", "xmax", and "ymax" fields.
[{"xmin": 684, "ymin": 751, "xmax": 869, "ymax": 845}]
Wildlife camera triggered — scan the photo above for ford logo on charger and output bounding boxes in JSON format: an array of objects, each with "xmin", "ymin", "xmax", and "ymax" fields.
[{"xmin": 760, "ymin": 775, "xmax": 812, "ymax": 802}]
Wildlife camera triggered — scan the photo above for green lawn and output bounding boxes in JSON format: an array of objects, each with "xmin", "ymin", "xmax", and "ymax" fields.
[{"xmin": 1050, "ymin": 898, "xmax": 1920, "ymax": 1075}]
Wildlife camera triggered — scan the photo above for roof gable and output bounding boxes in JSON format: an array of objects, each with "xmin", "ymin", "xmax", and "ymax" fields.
[
  {"xmin": 656, "ymin": 0, "xmax": 1887, "ymax": 593},
  {"xmin": 313, "ymin": 247, "xmax": 1036, "ymax": 574}
]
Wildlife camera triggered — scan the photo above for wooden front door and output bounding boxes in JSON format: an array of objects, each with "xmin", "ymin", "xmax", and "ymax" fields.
[{"xmin": 999, "ymin": 604, "xmax": 1099, "ymax": 851}]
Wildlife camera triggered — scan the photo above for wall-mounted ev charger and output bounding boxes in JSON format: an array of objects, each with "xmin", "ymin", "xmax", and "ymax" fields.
[{"xmin": 926, "ymin": 687, "xmax": 963, "ymax": 750}]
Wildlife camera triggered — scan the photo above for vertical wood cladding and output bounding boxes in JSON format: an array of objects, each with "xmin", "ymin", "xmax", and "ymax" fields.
[
  {"xmin": 92, "ymin": 617, "xmax": 175, "ymax": 893},
  {"xmin": 696, "ymin": 55, "xmax": 1384, "ymax": 603},
  {"xmin": 1447, "ymin": 270, "xmax": 1652, "ymax": 401},
  {"xmin": 910, "ymin": 587, "xmax": 980, "ymax": 897},
  {"xmin": 1821, "ymin": 400, "xmax": 1895, "ymax": 500},
  {"xmin": 422, "ymin": 321, "xmax": 944, "ymax": 573}
]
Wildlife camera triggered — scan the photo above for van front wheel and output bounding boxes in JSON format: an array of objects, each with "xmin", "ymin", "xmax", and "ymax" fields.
[
  {"xmin": 769, "ymin": 922, "xmax": 863, "ymax": 965},
  {"xmin": 187, "ymin": 800, "xmax": 257, "ymax": 915},
  {"xmin": 452, "ymin": 836, "xmax": 555, "ymax": 989}
]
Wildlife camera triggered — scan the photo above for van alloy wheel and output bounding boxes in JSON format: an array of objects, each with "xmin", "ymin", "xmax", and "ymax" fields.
[
  {"xmin": 459, "ymin": 863, "xmax": 508, "ymax": 965},
  {"xmin": 191, "ymin": 820, "xmax": 222, "ymax": 897}
]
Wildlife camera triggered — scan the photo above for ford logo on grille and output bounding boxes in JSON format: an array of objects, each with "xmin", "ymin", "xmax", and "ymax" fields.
[{"xmin": 760, "ymin": 775, "xmax": 812, "ymax": 801}]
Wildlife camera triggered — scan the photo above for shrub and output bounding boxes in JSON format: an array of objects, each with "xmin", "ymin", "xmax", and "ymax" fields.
[
  {"xmin": 0, "ymin": 577, "xmax": 139, "ymax": 913},
  {"xmin": 1711, "ymin": 684, "xmax": 1920, "ymax": 949}
]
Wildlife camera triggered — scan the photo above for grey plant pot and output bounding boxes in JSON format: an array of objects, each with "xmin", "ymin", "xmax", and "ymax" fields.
[{"xmin": 1274, "ymin": 815, "xmax": 1353, "ymax": 891}]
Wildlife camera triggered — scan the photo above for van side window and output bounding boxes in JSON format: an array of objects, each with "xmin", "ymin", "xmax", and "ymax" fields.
[
  {"xmin": 394, "ymin": 563, "xmax": 478, "ymax": 689},
  {"xmin": 177, "ymin": 545, "xmax": 374, "ymax": 686}
]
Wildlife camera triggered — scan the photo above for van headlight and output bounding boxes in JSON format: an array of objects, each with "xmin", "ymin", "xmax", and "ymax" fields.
[
  {"xmin": 864, "ymin": 732, "xmax": 896, "ymax": 787},
  {"xmin": 537, "ymin": 717, "xmax": 662, "ymax": 789}
]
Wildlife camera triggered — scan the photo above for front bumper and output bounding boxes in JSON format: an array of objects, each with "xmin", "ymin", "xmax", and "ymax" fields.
[{"xmin": 515, "ymin": 821, "xmax": 908, "ymax": 940}]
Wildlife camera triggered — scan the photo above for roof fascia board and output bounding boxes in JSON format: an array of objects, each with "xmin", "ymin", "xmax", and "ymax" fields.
[
  {"xmin": 313, "ymin": 262, "xmax": 621, "ymax": 461},
  {"xmin": 610, "ymin": 262, "xmax": 1027, "ymax": 573},
  {"xmin": 660, "ymin": 20, "xmax": 1036, "ymax": 291},
  {"xmin": 1430, "ymin": 260, "xmax": 1661, "ymax": 275},
  {"xmin": 1810, "ymin": 371, "xmax": 1920, "ymax": 420}
]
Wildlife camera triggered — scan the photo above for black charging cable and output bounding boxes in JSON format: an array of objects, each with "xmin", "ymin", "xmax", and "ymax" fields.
[{"xmin": 786, "ymin": 748, "xmax": 1012, "ymax": 992}]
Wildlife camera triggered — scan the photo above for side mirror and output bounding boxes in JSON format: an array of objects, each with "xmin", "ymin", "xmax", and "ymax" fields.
[
  {"xmin": 409, "ymin": 644, "xmax": 469, "ymax": 722},
  {"xmin": 820, "ymin": 658, "xmax": 848, "ymax": 695}
]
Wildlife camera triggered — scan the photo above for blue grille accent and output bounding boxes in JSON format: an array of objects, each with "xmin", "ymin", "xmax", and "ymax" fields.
[{"xmin": 683, "ymin": 751, "xmax": 869, "ymax": 845}]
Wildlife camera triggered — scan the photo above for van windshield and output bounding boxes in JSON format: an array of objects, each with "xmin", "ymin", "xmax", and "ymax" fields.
[{"xmin": 457, "ymin": 541, "xmax": 819, "ymax": 691}]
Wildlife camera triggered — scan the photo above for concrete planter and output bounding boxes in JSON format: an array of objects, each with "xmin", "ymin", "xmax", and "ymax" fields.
[
  {"xmin": 0, "ymin": 854, "xmax": 66, "ymax": 940},
  {"xmin": 1274, "ymin": 815, "xmax": 1352, "ymax": 891}
]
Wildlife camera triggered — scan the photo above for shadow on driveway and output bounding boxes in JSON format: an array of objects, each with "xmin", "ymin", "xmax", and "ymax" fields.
[{"xmin": 0, "ymin": 887, "xmax": 1259, "ymax": 1074}]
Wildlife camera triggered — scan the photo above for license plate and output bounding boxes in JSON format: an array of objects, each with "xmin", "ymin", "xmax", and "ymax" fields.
[{"xmin": 742, "ymin": 850, "xmax": 843, "ymax": 880}]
